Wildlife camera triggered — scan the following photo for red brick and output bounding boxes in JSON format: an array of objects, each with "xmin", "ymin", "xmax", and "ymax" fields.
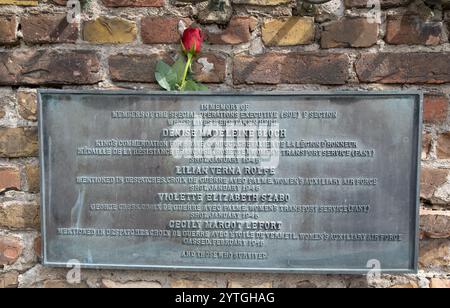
[
  {"xmin": 437, "ymin": 132, "xmax": 450, "ymax": 159},
  {"xmin": 192, "ymin": 53, "xmax": 226, "ymax": 83},
  {"xmin": 102, "ymin": 0, "xmax": 164, "ymax": 6},
  {"xmin": 385, "ymin": 15, "xmax": 444, "ymax": 46},
  {"xmin": 109, "ymin": 53, "xmax": 169, "ymax": 83},
  {"xmin": 0, "ymin": 15, "xmax": 17, "ymax": 45},
  {"xmin": 141, "ymin": 17, "xmax": 192, "ymax": 44},
  {"xmin": 109, "ymin": 53, "xmax": 226, "ymax": 84},
  {"xmin": 424, "ymin": 94, "xmax": 448, "ymax": 124},
  {"xmin": 0, "ymin": 127, "xmax": 38, "ymax": 158},
  {"xmin": 0, "ymin": 166, "xmax": 21, "ymax": 193},
  {"xmin": 0, "ymin": 236, "xmax": 23, "ymax": 265},
  {"xmin": 321, "ymin": 18, "xmax": 378, "ymax": 48},
  {"xmin": 233, "ymin": 53, "xmax": 349, "ymax": 85},
  {"xmin": 356, "ymin": 53, "xmax": 450, "ymax": 84},
  {"xmin": 0, "ymin": 50, "xmax": 101, "ymax": 86},
  {"xmin": 21, "ymin": 14, "xmax": 78, "ymax": 44},
  {"xmin": 206, "ymin": 16, "xmax": 257, "ymax": 45}
]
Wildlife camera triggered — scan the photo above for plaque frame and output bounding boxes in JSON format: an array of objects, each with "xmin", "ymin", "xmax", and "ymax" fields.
[{"xmin": 38, "ymin": 90, "xmax": 422, "ymax": 274}]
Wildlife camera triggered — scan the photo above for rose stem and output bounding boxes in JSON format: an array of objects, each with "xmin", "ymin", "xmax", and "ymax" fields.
[{"xmin": 180, "ymin": 53, "xmax": 193, "ymax": 91}]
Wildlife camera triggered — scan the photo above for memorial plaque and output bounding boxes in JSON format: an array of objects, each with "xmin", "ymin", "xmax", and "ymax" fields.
[{"xmin": 38, "ymin": 91, "xmax": 421, "ymax": 273}]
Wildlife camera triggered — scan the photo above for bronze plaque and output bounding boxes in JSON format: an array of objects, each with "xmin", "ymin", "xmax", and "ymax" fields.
[{"xmin": 38, "ymin": 91, "xmax": 421, "ymax": 273}]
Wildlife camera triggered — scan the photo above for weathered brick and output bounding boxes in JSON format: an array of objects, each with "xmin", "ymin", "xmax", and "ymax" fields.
[
  {"xmin": 0, "ymin": 127, "xmax": 38, "ymax": 158},
  {"xmin": 206, "ymin": 16, "xmax": 257, "ymax": 45},
  {"xmin": 233, "ymin": 53, "xmax": 349, "ymax": 85},
  {"xmin": 0, "ymin": 235, "xmax": 22, "ymax": 265},
  {"xmin": 0, "ymin": 165, "xmax": 21, "ymax": 193},
  {"xmin": 0, "ymin": 0, "xmax": 37, "ymax": 5},
  {"xmin": 356, "ymin": 53, "xmax": 450, "ymax": 84},
  {"xmin": 0, "ymin": 50, "xmax": 101, "ymax": 86},
  {"xmin": 430, "ymin": 278, "xmax": 450, "ymax": 288},
  {"xmin": 24, "ymin": 162, "xmax": 39, "ymax": 193},
  {"xmin": 170, "ymin": 279, "xmax": 217, "ymax": 288},
  {"xmin": 344, "ymin": 0, "xmax": 411, "ymax": 8},
  {"xmin": 262, "ymin": 17, "xmax": 314, "ymax": 46},
  {"xmin": 34, "ymin": 236, "xmax": 41, "ymax": 259},
  {"xmin": 141, "ymin": 17, "xmax": 191, "ymax": 44},
  {"xmin": 52, "ymin": 0, "xmax": 91, "ymax": 7},
  {"xmin": 17, "ymin": 91, "xmax": 37, "ymax": 121},
  {"xmin": 109, "ymin": 54, "xmax": 169, "ymax": 83},
  {"xmin": 0, "ymin": 15, "xmax": 17, "ymax": 45},
  {"xmin": 420, "ymin": 209, "xmax": 450, "ymax": 238},
  {"xmin": 0, "ymin": 201, "xmax": 40, "ymax": 230},
  {"xmin": 51, "ymin": 0, "xmax": 67, "ymax": 5},
  {"xmin": 424, "ymin": 94, "xmax": 448, "ymax": 124},
  {"xmin": 228, "ymin": 281, "xmax": 272, "ymax": 288},
  {"xmin": 102, "ymin": 0, "xmax": 164, "ymax": 6},
  {"xmin": 437, "ymin": 132, "xmax": 450, "ymax": 159},
  {"xmin": 232, "ymin": 0, "xmax": 291, "ymax": 4},
  {"xmin": 447, "ymin": 21, "xmax": 450, "ymax": 42},
  {"xmin": 0, "ymin": 271, "xmax": 19, "ymax": 288},
  {"xmin": 192, "ymin": 53, "xmax": 226, "ymax": 83},
  {"xmin": 422, "ymin": 133, "xmax": 431, "ymax": 160},
  {"xmin": 43, "ymin": 280, "xmax": 88, "ymax": 288},
  {"xmin": 109, "ymin": 53, "xmax": 226, "ymax": 84},
  {"xmin": 448, "ymin": 22, "xmax": 450, "ymax": 42},
  {"xmin": 22, "ymin": 14, "xmax": 78, "ymax": 44},
  {"xmin": 419, "ymin": 239, "xmax": 450, "ymax": 270},
  {"xmin": 420, "ymin": 167, "xmax": 448, "ymax": 200},
  {"xmin": 83, "ymin": 17, "xmax": 137, "ymax": 44},
  {"xmin": 390, "ymin": 282, "xmax": 419, "ymax": 288},
  {"xmin": 385, "ymin": 15, "xmax": 444, "ymax": 46},
  {"xmin": 102, "ymin": 279, "xmax": 162, "ymax": 288},
  {"xmin": 321, "ymin": 18, "xmax": 378, "ymax": 48}
]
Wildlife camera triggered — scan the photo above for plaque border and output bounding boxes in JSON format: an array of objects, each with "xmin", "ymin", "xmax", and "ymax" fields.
[{"xmin": 37, "ymin": 90, "xmax": 422, "ymax": 274}]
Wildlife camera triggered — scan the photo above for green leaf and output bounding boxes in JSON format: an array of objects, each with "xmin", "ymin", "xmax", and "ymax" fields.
[
  {"xmin": 182, "ymin": 80, "xmax": 197, "ymax": 91},
  {"xmin": 155, "ymin": 60, "xmax": 177, "ymax": 91},
  {"xmin": 190, "ymin": 79, "xmax": 208, "ymax": 91},
  {"xmin": 172, "ymin": 57, "xmax": 186, "ymax": 85},
  {"xmin": 182, "ymin": 80, "xmax": 208, "ymax": 91},
  {"xmin": 196, "ymin": 82, "xmax": 208, "ymax": 91}
]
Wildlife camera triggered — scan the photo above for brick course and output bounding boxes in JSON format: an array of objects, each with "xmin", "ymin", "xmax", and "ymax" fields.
[{"xmin": 0, "ymin": 0, "xmax": 448, "ymax": 289}]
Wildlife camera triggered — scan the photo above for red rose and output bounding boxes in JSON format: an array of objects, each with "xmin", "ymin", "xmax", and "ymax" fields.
[{"xmin": 182, "ymin": 27, "xmax": 204, "ymax": 56}]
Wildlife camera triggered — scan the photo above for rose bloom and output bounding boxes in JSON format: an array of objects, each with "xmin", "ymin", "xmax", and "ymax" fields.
[{"xmin": 182, "ymin": 27, "xmax": 204, "ymax": 56}]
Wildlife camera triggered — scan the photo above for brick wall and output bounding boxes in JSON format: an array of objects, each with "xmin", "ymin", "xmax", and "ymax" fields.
[{"xmin": 0, "ymin": 0, "xmax": 449, "ymax": 288}]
